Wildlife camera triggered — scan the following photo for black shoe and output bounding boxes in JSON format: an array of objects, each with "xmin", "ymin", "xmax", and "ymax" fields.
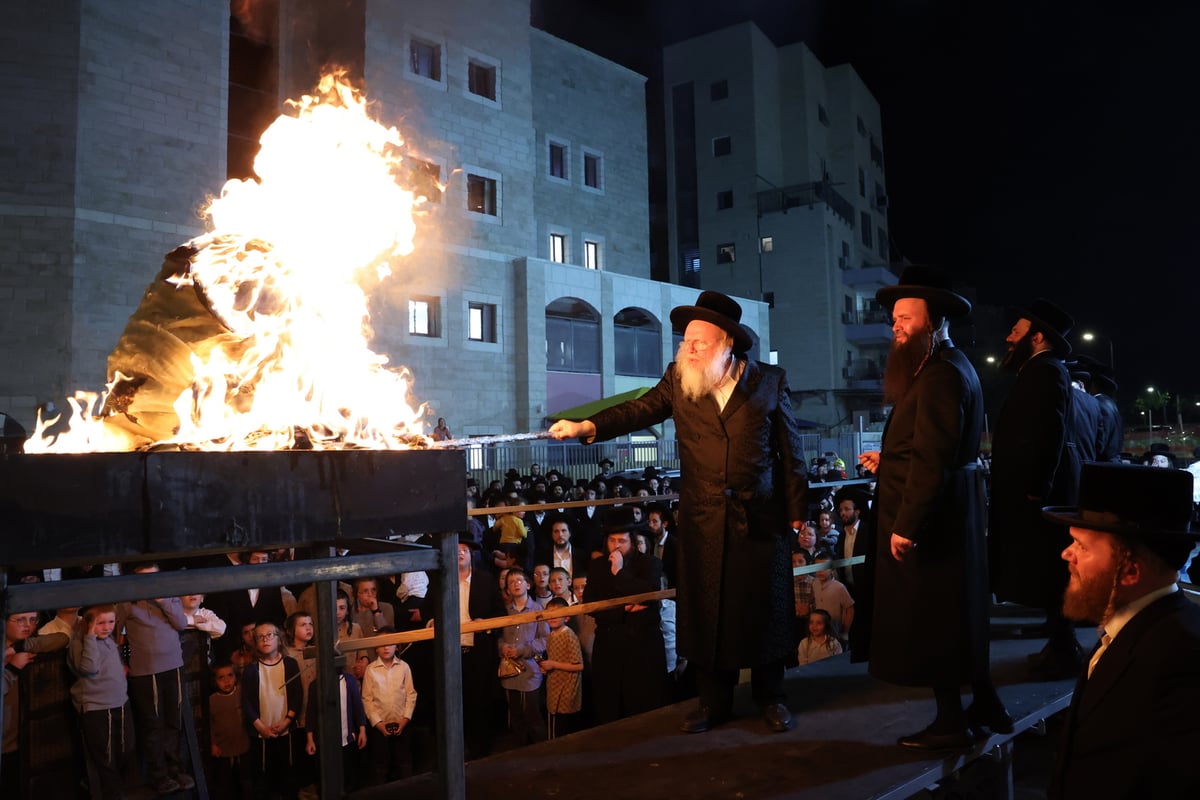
[
  {"xmin": 897, "ymin": 726, "xmax": 975, "ymax": 752},
  {"xmin": 762, "ymin": 702, "xmax": 794, "ymax": 733},
  {"xmin": 965, "ymin": 702, "xmax": 1015, "ymax": 735},
  {"xmin": 680, "ymin": 706, "xmax": 728, "ymax": 734}
]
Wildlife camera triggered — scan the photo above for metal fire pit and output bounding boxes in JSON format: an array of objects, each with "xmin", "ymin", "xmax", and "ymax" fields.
[{"xmin": 0, "ymin": 448, "xmax": 465, "ymax": 565}]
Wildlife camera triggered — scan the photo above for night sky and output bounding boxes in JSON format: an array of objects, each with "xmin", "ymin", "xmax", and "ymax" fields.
[{"xmin": 533, "ymin": 0, "xmax": 1200, "ymax": 407}]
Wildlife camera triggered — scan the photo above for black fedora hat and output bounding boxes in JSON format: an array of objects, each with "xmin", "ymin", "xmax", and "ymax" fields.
[
  {"xmin": 1071, "ymin": 353, "xmax": 1118, "ymax": 393},
  {"xmin": 1009, "ymin": 298, "xmax": 1074, "ymax": 355},
  {"xmin": 670, "ymin": 290, "xmax": 753, "ymax": 353},
  {"xmin": 875, "ymin": 265, "xmax": 971, "ymax": 320},
  {"xmin": 1043, "ymin": 463, "xmax": 1199, "ymax": 569},
  {"xmin": 603, "ymin": 505, "xmax": 649, "ymax": 537}
]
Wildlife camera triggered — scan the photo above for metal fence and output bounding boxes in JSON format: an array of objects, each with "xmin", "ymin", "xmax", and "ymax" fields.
[{"xmin": 462, "ymin": 432, "xmax": 883, "ymax": 487}]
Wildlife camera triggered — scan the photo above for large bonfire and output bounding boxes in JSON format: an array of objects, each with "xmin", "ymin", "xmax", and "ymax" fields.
[{"xmin": 28, "ymin": 71, "xmax": 432, "ymax": 453}]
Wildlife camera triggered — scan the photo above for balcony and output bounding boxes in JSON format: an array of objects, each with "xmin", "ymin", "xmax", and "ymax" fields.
[
  {"xmin": 842, "ymin": 359, "xmax": 883, "ymax": 391},
  {"xmin": 842, "ymin": 263, "xmax": 898, "ymax": 292},
  {"xmin": 842, "ymin": 309, "xmax": 892, "ymax": 345},
  {"xmin": 756, "ymin": 180, "xmax": 855, "ymax": 226}
]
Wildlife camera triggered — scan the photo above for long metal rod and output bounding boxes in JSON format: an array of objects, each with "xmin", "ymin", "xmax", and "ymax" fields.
[{"xmin": 430, "ymin": 431, "xmax": 555, "ymax": 448}]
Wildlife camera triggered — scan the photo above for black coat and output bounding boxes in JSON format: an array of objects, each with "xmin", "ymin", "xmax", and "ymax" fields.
[
  {"xmin": 1094, "ymin": 392, "xmax": 1123, "ymax": 462},
  {"xmin": 585, "ymin": 551, "xmax": 666, "ymax": 721},
  {"xmin": 1050, "ymin": 591, "xmax": 1200, "ymax": 799},
  {"xmin": 867, "ymin": 345, "xmax": 991, "ymax": 686},
  {"xmin": 988, "ymin": 351, "xmax": 1075, "ymax": 607},
  {"xmin": 588, "ymin": 359, "xmax": 808, "ymax": 671}
]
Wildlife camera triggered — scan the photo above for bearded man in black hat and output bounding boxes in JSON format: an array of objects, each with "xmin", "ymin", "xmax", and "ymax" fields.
[
  {"xmin": 987, "ymin": 297, "xmax": 1085, "ymax": 680},
  {"xmin": 549, "ymin": 290, "xmax": 807, "ymax": 734},
  {"xmin": 1043, "ymin": 463, "xmax": 1200, "ymax": 799},
  {"xmin": 858, "ymin": 266, "xmax": 1009, "ymax": 751}
]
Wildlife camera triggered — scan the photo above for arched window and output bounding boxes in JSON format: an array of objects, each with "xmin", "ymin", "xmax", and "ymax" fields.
[
  {"xmin": 546, "ymin": 298, "xmax": 600, "ymax": 373},
  {"xmin": 614, "ymin": 307, "xmax": 662, "ymax": 377}
]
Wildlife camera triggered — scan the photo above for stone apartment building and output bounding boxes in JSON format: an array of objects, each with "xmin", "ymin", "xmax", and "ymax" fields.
[{"xmin": 0, "ymin": 0, "xmax": 768, "ymax": 444}]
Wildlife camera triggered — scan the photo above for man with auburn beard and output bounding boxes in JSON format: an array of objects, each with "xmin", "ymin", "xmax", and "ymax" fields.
[
  {"xmin": 987, "ymin": 298, "xmax": 1084, "ymax": 680},
  {"xmin": 1042, "ymin": 463, "xmax": 1200, "ymax": 798},
  {"xmin": 549, "ymin": 290, "xmax": 807, "ymax": 734},
  {"xmin": 858, "ymin": 266, "xmax": 1009, "ymax": 751}
]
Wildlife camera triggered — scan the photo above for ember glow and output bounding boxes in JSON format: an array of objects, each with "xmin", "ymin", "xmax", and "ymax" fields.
[{"xmin": 27, "ymin": 72, "xmax": 431, "ymax": 453}]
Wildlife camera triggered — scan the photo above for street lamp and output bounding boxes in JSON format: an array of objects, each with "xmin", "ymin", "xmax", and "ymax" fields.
[{"xmin": 1080, "ymin": 331, "xmax": 1115, "ymax": 369}]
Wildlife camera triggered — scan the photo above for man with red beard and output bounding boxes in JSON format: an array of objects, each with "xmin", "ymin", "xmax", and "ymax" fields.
[
  {"xmin": 858, "ymin": 266, "xmax": 1009, "ymax": 751},
  {"xmin": 986, "ymin": 298, "xmax": 1084, "ymax": 680},
  {"xmin": 549, "ymin": 290, "xmax": 807, "ymax": 734},
  {"xmin": 1042, "ymin": 463, "xmax": 1200, "ymax": 799}
]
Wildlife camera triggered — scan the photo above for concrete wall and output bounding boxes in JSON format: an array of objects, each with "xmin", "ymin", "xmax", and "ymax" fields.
[{"xmin": 0, "ymin": 1, "xmax": 227, "ymax": 426}]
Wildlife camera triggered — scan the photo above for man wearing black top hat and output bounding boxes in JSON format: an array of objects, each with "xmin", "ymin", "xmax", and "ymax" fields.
[
  {"xmin": 1043, "ymin": 463, "xmax": 1200, "ymax": 799},
  {"xmin": 858, "ymin": 266, "xmax": 1009, "ymax": 751},
  {"xmin": 988, "ymin": 297, "xmax": 1085, "ymax": 680},
  {"xmin": 549, "ymin": 290, "xmax": 807, "ymax": 734}
]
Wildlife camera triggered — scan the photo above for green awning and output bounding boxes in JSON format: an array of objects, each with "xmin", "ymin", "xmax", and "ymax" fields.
[{"xmin": 547, "ymin": 386, "xmax": 654, "ymax": 421}]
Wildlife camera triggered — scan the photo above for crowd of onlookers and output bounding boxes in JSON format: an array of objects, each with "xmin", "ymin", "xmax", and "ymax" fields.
[{"xmin": 3, "ymin": 457, "xmax": 869, "ymax": 798}]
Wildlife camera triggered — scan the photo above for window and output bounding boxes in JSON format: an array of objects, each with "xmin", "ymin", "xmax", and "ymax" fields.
[
  {"xmin": 717, "ymin": 243, "xmax": 736, "ymax": 264},
  {"xmin": 549, "ymin": 232, "xmax": 567, "ymax": 263},
  {"xmin": 760, "ymin": 236, "xmax": 773, "ymax": 253},
  {"xmin": 817, "ymin": 104, "xmax": 829, "ymax": 126},
  {"xmin": 878, "ymin": 227, "xmax": 888, "ymax": 261},
  {"xmin": 583, "ymin": 240, "xmax": 600, "ymax": 270},
  {"xmin": 407, "ymin": 159, "xmax": 442, "ymax": 204},
  {"xmin": 858, "ymin": 167, "xmax": 866, "ymax": 197},
  {"xmin": 583, "ymin": 152, "xmax": 602, "ymax": 190},
  {"xmin": 549, "ymin": 142, "xmax": 567, "ymax": 180},
  {"xmin": 410, "ymin": 39, "xmax": 441, "ymax": 81},
  {"xmin": 716, "ymin": 190, "xmax": 733, "ymax": 210},
  {"xmin": 860, "ymin": 211, "xmax": 873, "ymax": 248},
  {"xmin": 712, "ymin": 136, "xmax": 731, "ymax": 157},
  {"xmin": 408, "ymin": 295, "xmax": 441, "ymax": 337},
  {"xmin": 467, "ymin": 173, "xmax": 497, "ymax": 216},
  {"xmin": 468, "ymin": 302, "xmax": 497, "ymax": 343},
  {"xmin": 856, "ymin": 115, "xmax": 866, "ymax": 136},
  {"xmin": 546, "ymin": 298, "xmax": 600, "ymax": 373},
  {"xmin": 614, "ymin": 308, "xmax": 662, "ymax": 377},
  {"xmin": 710, "ymin": 79, "xmax": 728, "ymax": 101},
  {"xmin": 467, "ymin": 60, "xmax": 496, "ymax": 100}
]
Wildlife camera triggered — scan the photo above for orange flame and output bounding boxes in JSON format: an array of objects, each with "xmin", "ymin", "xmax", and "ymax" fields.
[{"xmin": 27, "ymin": 71, "xmax": 428, "ymax": 452}]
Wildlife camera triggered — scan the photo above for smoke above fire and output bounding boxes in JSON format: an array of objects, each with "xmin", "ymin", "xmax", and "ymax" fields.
[{"xmin": 27, "ymin": 71, "xmax": 432, "ymax": 453}]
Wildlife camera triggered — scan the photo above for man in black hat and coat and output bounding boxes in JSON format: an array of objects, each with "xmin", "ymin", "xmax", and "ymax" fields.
[
  {"xmin": 584, "ymin": 507, "xmax": 667, "ymax": 724},
  {"xmin": 858, "ymin": 266, "xmax": 1009, "ymax": 751},
  {"xmin": 1072, "ymin": 354, "xmax": 1122, "ymax": 462},
  {"xmin": 987, "ymin": 297, "xmax": 1085, "ymax": 680},
  {"xmin": 549, "ymin": 290, "xmax": 807, "ymax": 734},
  {"xmin": 1043, "ymin": 463, "xmax": 1200, "ymax": 799}
]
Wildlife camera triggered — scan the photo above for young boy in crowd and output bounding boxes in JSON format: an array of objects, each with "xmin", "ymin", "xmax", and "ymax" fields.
[
  {"xmin": 209, "ymin": 662, "xmax": 252, "ymax": 799},
  {"xmin": 540, "ymin": 597, "xmax": 583, "ymax": 739},
  {"xmin": 305, "ymin": 665, "xmax": 368, "ymax": 792},
  {"xmin": 242, "ymin": 622, "xmax": 302, "ymax": 800},
  {"xmin": 360, "ymin": 627, "xmax": 417, "ymax": 783}
]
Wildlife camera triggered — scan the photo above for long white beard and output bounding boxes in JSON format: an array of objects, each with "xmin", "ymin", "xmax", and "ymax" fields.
[{"xmin": 679, "ymin": 348, "xmax": 732, "ymax": 402}]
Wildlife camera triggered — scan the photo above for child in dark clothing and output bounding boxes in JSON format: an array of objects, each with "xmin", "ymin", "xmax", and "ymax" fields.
[
  {"xmin": 209, "ymin": 662, "xmax": 253, "ymax": 799},
  {"xmin": 304, "ymin": 667, "xmax": 368, "ymax": 791}
]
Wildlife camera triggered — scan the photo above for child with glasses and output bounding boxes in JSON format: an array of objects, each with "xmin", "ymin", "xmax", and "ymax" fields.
[{"xmin": 241, "ymin": 622, "xmax": 302, "ymax": 800}]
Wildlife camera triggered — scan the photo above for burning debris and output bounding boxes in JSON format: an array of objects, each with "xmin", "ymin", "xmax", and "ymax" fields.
[{"xmin": 28, "ymin": 71, "xmax": 434, "ymax": 453}]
